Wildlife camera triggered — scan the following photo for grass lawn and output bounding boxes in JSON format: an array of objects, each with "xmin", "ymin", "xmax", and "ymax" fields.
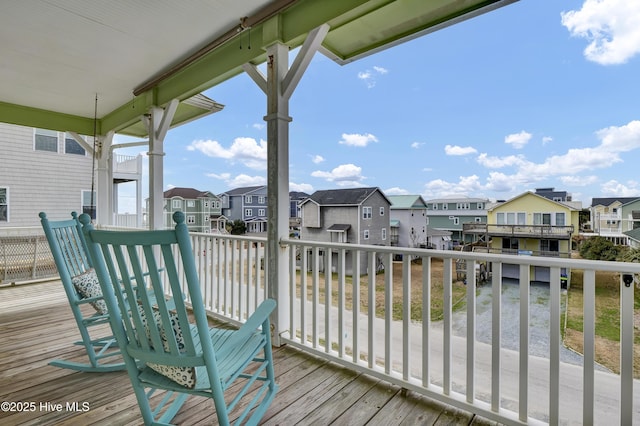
[{"xmin": 564, "ymin": 269, "xmax": 640, "ymax": 378}]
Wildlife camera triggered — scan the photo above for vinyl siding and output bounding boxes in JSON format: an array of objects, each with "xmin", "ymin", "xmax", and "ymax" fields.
[{"xmin": 0, "ymin": 123, "xmax": 93, "ymax": 227}]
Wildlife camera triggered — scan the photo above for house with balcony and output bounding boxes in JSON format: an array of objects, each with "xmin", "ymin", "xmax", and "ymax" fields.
[
  {"xmin": 219, "ymin": 185, "xmax": 268, "ymax": 234},
  {"xmin": 479, "ymin": 191, "xmax": 580, "ymax": 283},
  {"xmin": 300, "ymin": 187, "xmax": 390, "ymax": 275},
  {"xmin": 159, "ymin": 187, "xmax": 225, "ymax": 233},
  {"xmin": 0, "ymin": 123, "xmax": 143, "ymax": 227},
  {"xmin": 425, "ymin": 196, "xmax": 489, "ymax": 245},
  {"xmin": 288, "ymin": 191, "xmax": 309, "ymax": 237},
  {"xmin": 387, "ymin": 194, "xmax": 428, "ymax": 248},
  {"xmin": 590, "ymin": 196, "xmax": 640, "ymax": 245}
]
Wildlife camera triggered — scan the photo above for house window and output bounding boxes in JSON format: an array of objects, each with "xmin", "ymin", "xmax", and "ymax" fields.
[
  {"xmin": 456, "ymin": 203, "xmax": 470, "ymax": 210},
  {"xmin": 187, "ymin": 215, "xmax": 196, "ymax": 224},
  {"xmin": 382, "ymin": 228, "xmax": 387, "ymax": 240},
  {"xmin": 35, "ymin": 128, "xmax": 58, "ymax": 152},
  {"xmin": 477, "ymin": 202, "xmax": 484, "ymax": 210},
  {"xmin": 65, "ymin": 134, "xmax": 86, "ymax": 156},
  {"xmin": 502, "ymin": 238, "xmax": 518, "ymax": 250},
  {"xmin": 245, "ymin": 208, "xmax": 253, "ymax": 217},
  {"xmin": 214, "ymin": 201, "xmax": 220, "ymax": 208},
  {"xmin": 553, "ymin": 197, "xmax": 563, "ymax": 202},
  {"xmin": 363, "ymin": 229, "xmax": 370, "ymax": 240},
  {"xmin": 204, "ymin": 201, "xmax": 209, "ymax": 208},
  {"xmin": 363, "ymin": 206, "xmax": 372, "ymax": 219},
  {"xmin": 453, "ymin": 217, "xmax": 459, "ymax": 225},
  {"xmin": 555, "ymin": 212, "xmax": 565, "ymax": 226},
  {"xmin": 379, "ymin": 207, "xmax": 385, "ymax": 216},
  {"xmin": 172, "ymin": 199, "xmax": 182, "ymax": 208},
  {"xmin": 540, "ymin": 239, "xmax": 559, "ymax": 252},
  {"xmin": 259, "ymin": 196, "xmax": 266, "ymax": 204},
  {"xmin": 442, "ymin": 204, "xmax": 448, "ymax": 210},
  {"xmin": 258, "ymin": 208, "xmax": 266, "ymax": 216},
  {"xmin": 497, "ymin": 212, "xmax": 505, "ymax": 224},
  {"xmin": 187, "ymin": 200, "xmax": 195, "ymax": 207},
  {"xmin": 533, "ymin": 213, "xmax": 552, "ymax": 225},
  {"xmin": 432, "ymin": 203, "xmax": 438, "ymax": 210},
  {"xmin": 245, "ymin": 196, "xmax": 252, "ymax": 203},
  {"xmin": 82, "ymin": 190, "xmax": 96, "ymax": 219},
  {"xmin": 475, "ymin": 217, "xmax": 482, "ymax": 223},
  {"xmin": 0, "ymin": 188, "xmax": 8, "ymax": 222}
]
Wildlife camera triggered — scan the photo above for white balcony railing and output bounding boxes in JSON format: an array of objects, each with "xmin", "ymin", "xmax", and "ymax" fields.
[{"xmin": 183, "ymin": 233, "xmax": 639, "ymax": 426}]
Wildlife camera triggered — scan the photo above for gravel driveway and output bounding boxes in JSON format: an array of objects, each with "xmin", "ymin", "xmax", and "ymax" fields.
[{"xmin": 448, "ymin": 279, "xmax": 610, "ymax": 371}]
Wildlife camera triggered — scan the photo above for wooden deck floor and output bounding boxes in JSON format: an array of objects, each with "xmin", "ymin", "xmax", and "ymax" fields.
[{"xmin": 0, "ymin": 281, "xmax": 497, "ymax": 425}]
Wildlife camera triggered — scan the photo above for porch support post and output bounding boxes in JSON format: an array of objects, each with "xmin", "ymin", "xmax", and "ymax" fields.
[
  {"xmin": 95, "ymin": 131, "xmax": 114, "ymax": 225},
  {"xmin": 145, "ymin": 99, "xmax": 178, "ymax": 230},
  {"xmin": 69, "ymin": 130, "xmax": 113, "ymax": 225},
  {"xmin": 244, "ymin": 24, "xmax": 329, "ymax": 346}
]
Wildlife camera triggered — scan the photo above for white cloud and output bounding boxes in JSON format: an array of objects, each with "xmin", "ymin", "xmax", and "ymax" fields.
[
  {"xmin": 423, "ymin": 175, "xmax": 483, "ymax": 197},
  {"xmin": 504, "ymin": 131, "xmax": 532, "ymax": 149},
  {"xmin": 561, "ymin": 0, "xmax": 640, "ymax": 65},
  {"xmin": 339, "ymin": 133, "xmax": 378, "ymax": 147},
  {"xmin": 542, "ymin": 136, "xmax": 553, "ymax": 145},
  {"xmin": 188, "ymin": 137, "xmax": 267, "ymax": 170},
  {"xmin": 252, "ymin": 123, "xmax": 265, "ymax": 130},
  {"xmin": 311, "ymin": 155, "xmax": 325, "ymax": 164},
  {"xmin": 205, "ymin": 172, "xmax": 265, "ymax": 187},
  {"xmin": 560, "ymin": 175, "xmax": 598, "ymax": 186},
  {"xmin": 384, "ymin": 187, "xmax": 409, "ymax": 195},
  {"xmin": 357, "ymin": 66, "xmax": 388, "ymax": 88},
  {"xmin": 290, "ymin": 182, "xmax": 314, "ymax": 193},
  {"xmin": 601, "ymin": 179, "xmax": 640, "ymax": 196},
  {"xmin": 444, "ymin": 144, "xmax": 478, "ymax": 156},
  {"xmin": 311, "ymin": 163, "xmax": 364, "ymax": 187},
  {"xmin": 477, "ymin": 153, "xmax": 527, "ymax": 169},
  {"xmin": 411, "ymin": 142, "xmax": 424, "ymax": 149}
]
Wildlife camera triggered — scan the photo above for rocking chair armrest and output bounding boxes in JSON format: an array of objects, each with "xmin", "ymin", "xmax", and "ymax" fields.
[{"xmin": 218, "ymin": 299, "xmax": 276, "ymax": 353}]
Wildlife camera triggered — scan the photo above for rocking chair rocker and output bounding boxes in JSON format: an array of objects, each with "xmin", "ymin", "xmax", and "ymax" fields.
[{"xmin": 80, "ymin": 211, "xmax": 278, "ymax": 425}]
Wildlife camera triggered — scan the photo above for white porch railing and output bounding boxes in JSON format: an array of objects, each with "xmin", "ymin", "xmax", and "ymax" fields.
[{"xmin": 183, "ymin": 232, "xmax": 639, "ymax": 425}]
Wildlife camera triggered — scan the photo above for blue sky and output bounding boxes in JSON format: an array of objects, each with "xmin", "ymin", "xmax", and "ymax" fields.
[{"xmin": 116, "ymin": 0, "xmax": 640, "ymax": 213}]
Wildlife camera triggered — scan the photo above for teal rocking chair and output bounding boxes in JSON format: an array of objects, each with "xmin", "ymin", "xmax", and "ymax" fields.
[
  {"xmin": 39, "ymin": 211, "xmax": 125, "ymax": 372},
  {"xmin": 80, "ymin": 211, "xmax": 278, "ymax": 426}
]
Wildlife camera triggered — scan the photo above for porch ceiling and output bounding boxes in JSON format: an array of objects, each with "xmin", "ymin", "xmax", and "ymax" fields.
[{"xmin": 0, "ymin": 0, "xmax": 516, "ymax": 137}]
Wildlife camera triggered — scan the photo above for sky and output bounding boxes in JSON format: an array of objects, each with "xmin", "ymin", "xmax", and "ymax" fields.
[{"xmin": 115, "ymin": 0, "xmax": 640, "ymax": 214}]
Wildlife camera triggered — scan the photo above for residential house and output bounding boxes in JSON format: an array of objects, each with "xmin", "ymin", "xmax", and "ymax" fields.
[
  {"xmin": 533, "ymin": 187, "xmax": 572, "ymax": 202},
  {"xmin": 425, "ymin": 196, "xmax": 489, "ymax": 245},
  {"xmin": 0, "ymin": 123, "xmax": 142, "ymax": 227},
  {"xmin": 288, "ymin": 191, "xmax": 309, "ymax": 238},
  {"xmin": 426, "ymin": 226, "xmax": 453, "ymax": 250},
  {"xmin": 483, "ymin": 191, "xmax": 581, "ymax": 283},
  {"xmin": 300, "ymin": 187, "xmax": 391, "ymax": 275},
  {"xmin": 589, "ymin": 197, "xmax": 640, "ymax": 245},
  {"xmin": 219, "ymin": 186, "xmax": 268, "ymax": 233},
  {"xmin": 159, "ymin": 187, "xmax": 225, "ymax": 233},
  {"xmin": 387, "ymin": 194, "xmax": 428, "ymax": 248}
]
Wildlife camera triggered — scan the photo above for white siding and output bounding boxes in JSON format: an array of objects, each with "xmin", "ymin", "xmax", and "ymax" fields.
[{"xmin": 0, "ymin": 123, "xmax": 93, "ymax": 227}]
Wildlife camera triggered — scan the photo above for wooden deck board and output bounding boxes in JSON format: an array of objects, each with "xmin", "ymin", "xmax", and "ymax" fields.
[{"xmin": 0, "ymin": 281, "xmax": 496, "ymax": 425}]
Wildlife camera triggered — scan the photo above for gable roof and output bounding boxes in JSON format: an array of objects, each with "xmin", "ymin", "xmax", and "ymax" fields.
[
  {"xmin": 623, "ymin": 227, "xmax": 640, "ymax": 243},
  {"xmin": 388, "ymin": 195, "xmax": 428, "ymax": 209},
  {"xmin": 591, "ymin": 197, "xmax": 640, "ymax": 207},
  {"xmin": 221, "ymin": 186, "xmax": 266, "ymax": 197},
  {"xmin": 163, "ymin": 187, "xmax": 216, "ymax": 199},
  {"xmin": 304, "ymin": 187, "xmax": 389, "ymax": 206},
  {"xmin": 488, "ymin": 191, "xmax": 581, "ymax": 211}
]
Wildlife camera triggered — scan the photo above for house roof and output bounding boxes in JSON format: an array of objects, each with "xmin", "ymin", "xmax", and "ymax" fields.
[
  {"xmin": 425, "ymin": 196, "xmax": 489, "ymax": 203},
  {"xmin": 304, "ymin": 187, "xmax": 388, "ymax": 206},
  {"xmin": 327, "ymin": 224, "xmax": 351, "ymax": 232},
  {"xmin": 488, "ymin": 191, "xmax": 581, "ymax": 212},
  {"xmin": 623, "ymin": 227, "xmax": 640, "ymax": 243},
  {"xmin": 591, "ymin": 197, "xmax": 640, "ymax": 208},
  {"xmin": 221, "ymin": 186, "xmax": 267, "ymax": 197},
  {"xmin": 163, "ymin": 187, "xmax": 216, "ymax": 199},
  {"xmin": 0, "ymin": 1, "xmax": 517, "ymax": 138},
  {"xmin": 289, "ymin": 191, "xmax": 310, "ymax": 201},
  {"xmin": 388, "ymin": 195, "xmax": 428, "ymax": 210}
]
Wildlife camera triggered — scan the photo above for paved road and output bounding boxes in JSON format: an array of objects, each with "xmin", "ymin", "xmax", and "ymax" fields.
[{"xmin": 296, "ymin": 281, "xmax": 640, "ymax": 425}]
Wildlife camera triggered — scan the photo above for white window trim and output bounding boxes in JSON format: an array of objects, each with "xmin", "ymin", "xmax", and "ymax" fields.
[
  {"xmin": 363, "ymin": 206, "xmax": 372, "ymax": 219},
  {"xmin": 172, "ymin": 199, "xmax": 182, "ymax": 208},
  {"xmin": 0, "ymin": 187, "xmax": 9, "ymax": 222},
  {"xmin": 363, "ymin": 229, "xmax": 370, "ymax": 239},
  {"xmin": 245, "ymin": 208, "xmax": 253, "ymax": 217}
]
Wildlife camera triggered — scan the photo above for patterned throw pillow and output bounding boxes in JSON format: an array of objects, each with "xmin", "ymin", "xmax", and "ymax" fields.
[
  {"xmin": 137, "ymin": 305, "xmax": 195, "ymax": 388},
  {"xmin": 72, "ymin": 269, "xmax": 108, "ymax": 314}
]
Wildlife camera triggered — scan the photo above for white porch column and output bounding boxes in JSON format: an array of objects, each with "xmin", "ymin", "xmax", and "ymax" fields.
[
  {"xmin": 146, "ymin": 100, "xmax": 178, "ymax": 230},
  {"xmin": 95, "ymin": 131, "xmax": 114, "ymax": 225},
  {"xmin": 244, "ymin": 24, "xmax": 329, "ymax": 345}
]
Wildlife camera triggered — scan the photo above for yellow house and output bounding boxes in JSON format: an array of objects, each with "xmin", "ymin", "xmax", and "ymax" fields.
[{"xmin": 486, "ymin": 191, "xmax": 581, "ymax": 283}]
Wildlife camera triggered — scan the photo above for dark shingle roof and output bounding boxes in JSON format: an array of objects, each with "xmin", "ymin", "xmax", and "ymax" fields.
[
  {"xmin": 222, "ymin": 185, "xmax": 266, "ymax": 196},
  {"xmin": 306, "ymin": 187, "xmax": 383, "ymax": 205},
  {"xmin": 591, "ymin": 197, "xmax": 639, "ymax": 207},
  {"xmin": 163, "ymin": 187, "xmax": 213, "ymax": 199}
]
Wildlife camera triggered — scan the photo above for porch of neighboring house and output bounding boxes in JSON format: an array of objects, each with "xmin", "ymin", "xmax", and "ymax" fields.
[{"xmin": 0, "ymin": 280, "xmax": 491, "ymax": 425}]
